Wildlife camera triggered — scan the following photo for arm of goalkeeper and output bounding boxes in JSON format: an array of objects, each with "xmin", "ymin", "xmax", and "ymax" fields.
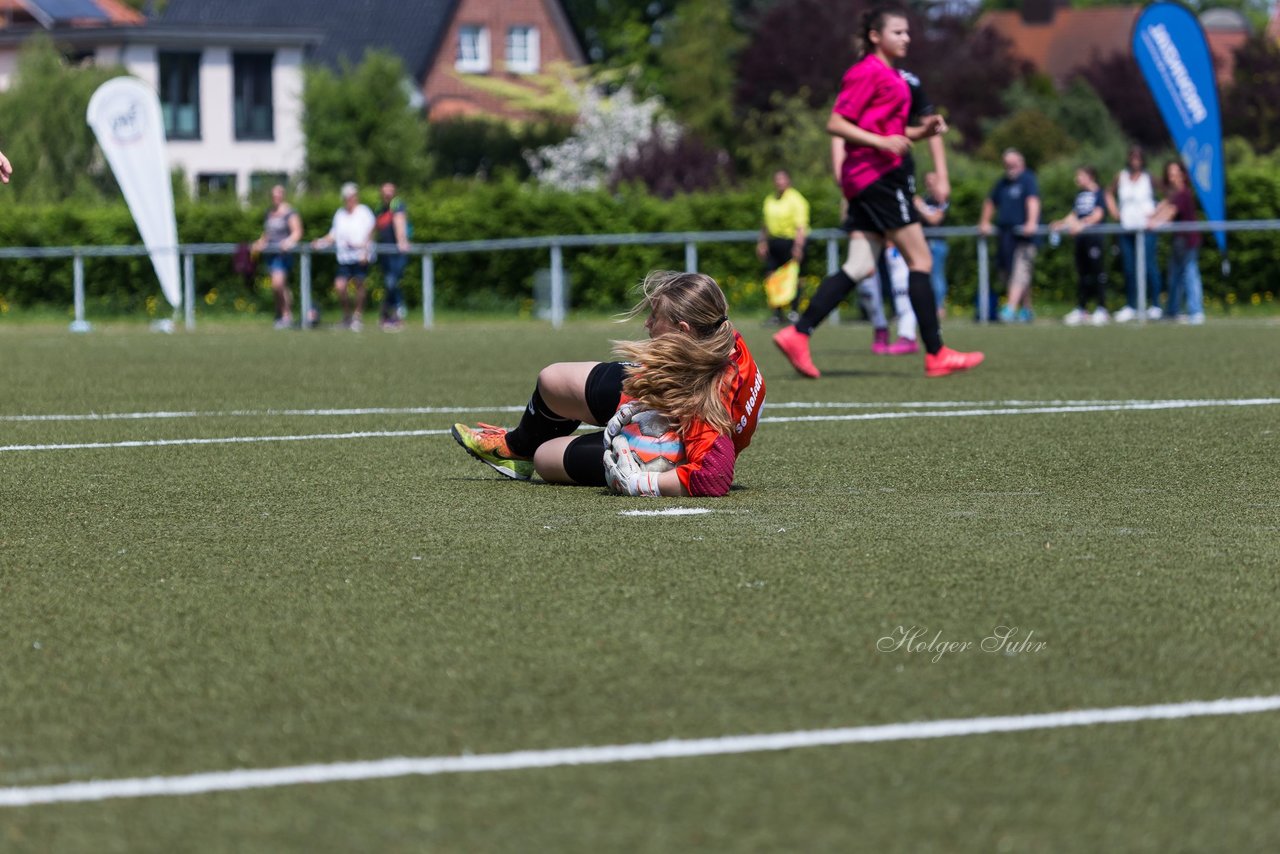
[{"xmin": 603, "ymin": 434, "xmax": 662, "ymax": 497}]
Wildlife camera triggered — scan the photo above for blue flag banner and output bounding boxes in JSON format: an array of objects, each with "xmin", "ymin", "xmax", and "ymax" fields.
[{"xmin": 1133, "ymin": 2, "xmax": 1226, "ymax": 252}]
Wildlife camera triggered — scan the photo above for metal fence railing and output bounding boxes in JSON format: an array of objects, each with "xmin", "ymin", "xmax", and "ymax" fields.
[{"xmin": 2, "ymin": 219, "xmax": 1271, "ymax": 332}]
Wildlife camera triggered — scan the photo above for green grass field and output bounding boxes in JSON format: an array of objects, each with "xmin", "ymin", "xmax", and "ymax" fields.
[{"xmin": 2, "ymin": 314, "xmax": 1279, "ymax": 852}]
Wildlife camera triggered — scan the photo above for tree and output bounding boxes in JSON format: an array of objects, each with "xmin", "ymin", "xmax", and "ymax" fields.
[
  {"xmin": 0, "ymin": 36, "xmax": 124, "ymax": 203},
  {"xmin": 654, "ymin": 0, "xmax": 745, "ymax": 149},
  {"xmin": 1223, "ymin": 33, "xmax": 1280, "ymax": 154},
  {"xmin": 302, "ymin": 50, "xmax": 431, "ymax": 190},
  {"xmin": 734, "ymin": 0, "xmax": 860, "ymax": 113},
  {"xmin": 525, "ymin": 81, "xmax": 678, "ymax": 192},
  {"xmin": 1072, "ymin": 52, "xmax": 1167, "ymax": 149},
  {"xmin": 611, "ymin": 135, "xmax": 735, "ymax": 198}
]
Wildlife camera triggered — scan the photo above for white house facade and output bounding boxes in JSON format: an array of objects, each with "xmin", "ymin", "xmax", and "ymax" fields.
[{"xmin": 0, "ymin": 22, "xmax": 319, "ymax": 198}]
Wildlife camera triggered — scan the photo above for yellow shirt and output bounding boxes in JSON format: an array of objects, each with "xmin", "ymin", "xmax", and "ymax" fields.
[{"xmin": 762, "ymin": 187, "xmax": 810, "ymax": 240}]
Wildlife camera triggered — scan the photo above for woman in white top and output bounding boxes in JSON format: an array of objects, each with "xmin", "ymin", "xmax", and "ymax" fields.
[{"xmin": 1105, "ymin": 145, "xmax": 1164, "ymax": 322}]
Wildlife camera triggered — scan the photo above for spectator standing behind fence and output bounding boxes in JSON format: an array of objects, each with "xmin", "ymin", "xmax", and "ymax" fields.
[
  {"xmin": 1050, "ymin": 165, "xmax": 1109, "ymax": 326},
  {"xmin": 312, "ymin": 182, "xmax": 376, "ymax": 331},
  {"xmin": 1105, "ymin": 145, "xmax": 1164, "ymax": 322},
  {"xmin": 978, "ymin": 148, "xmax": 1040, "ymax": 323},
  {"xmin": 1148, "ymin": 160, "xmax": 1205, "ymax": 325},
  {"xmin": 757, "ymin": 170, "xmax": 809, "ymax": 325},
  {"xmin": 914, "ymin": 170, "xmax": 948, "ymax": 319},
  {"xmin": 375, "ymin": 182, "xmax": 412, "ymax": 331},
  {"xmin": 252, "ymin": 185, "xmax": 303, "ymax": 330},
  {"xmin": 0, "ymin": 148, "xmax": 12, "ymax": 183}
]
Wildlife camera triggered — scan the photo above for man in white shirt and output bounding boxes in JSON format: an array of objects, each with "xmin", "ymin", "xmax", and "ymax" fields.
[{"xmin": 312, "ymin": 182, "xmax": 376, "ymax": 330}]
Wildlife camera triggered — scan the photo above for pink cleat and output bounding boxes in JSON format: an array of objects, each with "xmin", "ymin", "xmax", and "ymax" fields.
[
  {"xmin": 883, "ymin": 337, "xmax": 919, "ymax": 355},
  {"xmin": 871, "ymin": 328, "xmax": 891, "ymax": 354},
  {"xmin": 924, "ymin": 346, "xmax": 985, "ymax": 378},
  {"xmin": 773, "ymin": 325, "xmax": 820, "ymax": 378}
]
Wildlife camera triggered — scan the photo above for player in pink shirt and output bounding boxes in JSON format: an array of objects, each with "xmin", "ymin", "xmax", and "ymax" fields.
[{"xmin": 773, "ymin": 5, "xmax": 983, "ymax": 379}]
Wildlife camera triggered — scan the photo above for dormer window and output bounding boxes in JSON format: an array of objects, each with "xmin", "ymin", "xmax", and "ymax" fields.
[
  {"xmin": 456, "ymin": 25, "xmax": 490, "ymax": 73},
  {"xmin": 506, "ymin": 26, "xmax": 539, "ymax": 74}
]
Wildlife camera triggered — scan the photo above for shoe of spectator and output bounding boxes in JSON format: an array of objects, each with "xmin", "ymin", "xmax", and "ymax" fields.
[
  {"xmin": 925, "ymin": 346, "xmax": 985, "ymax": 378},
  {"xmin": 998, "ymin": 306, "xmax": 1015, "ymax": 323},
  {"xmin": 1146, "ymin": 305, "xmax": 1164, "ymax": 320},
  {"xmin": 273, "ymin": 316, "xmax": 293, "ymax": 331},
  {"xmin": 1090, "ymin": 307, "xmax": 1111, "ymax": 326},
  {"xmin": 772, "ymin": 325, "xmax": 820, "ymax": 378},
  {"xmin": 1017, "ymin": 307, "xmax": 1034, "ymax": 323},
  {"xmin": 1179, "ymin": 312, "xmax": 1206, "ymax": 326},
  {"xmin": 1063, "ymin": 308, "xmax": 1087, "ymax": 326},
  {"xmin": 1113, "ymin": 306, "xmax": 1137, "ymax": 324}
]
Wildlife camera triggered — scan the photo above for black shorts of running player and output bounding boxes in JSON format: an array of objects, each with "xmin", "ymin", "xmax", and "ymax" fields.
[
  {"xmin": 841, "ymin": 165, "xmax": 919, "ymax": 235},
  {"xmin": 561, "ymin": 360, "xmax": 630, "ymax": 487}
]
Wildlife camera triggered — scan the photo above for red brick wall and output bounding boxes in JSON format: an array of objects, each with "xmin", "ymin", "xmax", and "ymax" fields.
[{"xmin": 424, "ymin": 0, "xmax": 582, "ymax": 121}]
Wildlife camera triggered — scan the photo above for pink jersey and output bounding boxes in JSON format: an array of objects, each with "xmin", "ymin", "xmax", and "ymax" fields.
[{"xmin": 833, "ymin": 55, "xmax": 911, "ymax": 198}]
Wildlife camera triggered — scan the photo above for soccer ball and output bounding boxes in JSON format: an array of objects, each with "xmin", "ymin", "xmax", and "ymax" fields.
[{"xmin": 619, "ymin": 409, "xmax": 686, "ymax": 473}]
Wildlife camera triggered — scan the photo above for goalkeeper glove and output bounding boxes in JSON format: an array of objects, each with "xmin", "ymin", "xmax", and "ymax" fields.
[
  {"xmin": 603, "ymin": 434, "xmax": 661, "ymax": 497},
  {"xmin": 604, "ymin": 401, "xmax": 645, "ymax": 444}
]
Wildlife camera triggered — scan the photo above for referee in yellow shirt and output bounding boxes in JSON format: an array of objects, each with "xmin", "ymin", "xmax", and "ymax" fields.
[{"xmin": 757, "ymin": 170, "xmax": 809, "ymax": 323}]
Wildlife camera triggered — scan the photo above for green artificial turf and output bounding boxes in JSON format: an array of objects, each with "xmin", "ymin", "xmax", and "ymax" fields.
[{"xmin": 1, "ymin": 316, "xmax": 1278, "ymax": 852}]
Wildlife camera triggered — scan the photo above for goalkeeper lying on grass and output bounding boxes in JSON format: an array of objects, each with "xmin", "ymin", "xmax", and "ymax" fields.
[{"xmin": 452, "ymin": 271, "xmax": 765, "ymax": 497}]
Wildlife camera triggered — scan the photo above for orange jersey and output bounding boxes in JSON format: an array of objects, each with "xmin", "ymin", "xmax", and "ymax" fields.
[{"xmin": 621, "ymin": 331, "xmax": 765, "ymax": 496}]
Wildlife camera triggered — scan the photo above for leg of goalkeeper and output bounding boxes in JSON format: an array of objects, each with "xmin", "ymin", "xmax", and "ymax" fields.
[{"xmin": 502, "ymin": 362, "xmax": 595, "ymax": 458}]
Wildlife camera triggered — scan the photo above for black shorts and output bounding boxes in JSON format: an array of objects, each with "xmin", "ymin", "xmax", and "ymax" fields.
[
  {"xmin": 763, "ymin": 237, "xmax": 795, "ymax": 274},
  {"xmin": 561, "ymin": 360, "xmax": 629, "ymax": 487},
  {"xmin": 842, "ymin": 166, "xmax": 918, "ymax": 235}
]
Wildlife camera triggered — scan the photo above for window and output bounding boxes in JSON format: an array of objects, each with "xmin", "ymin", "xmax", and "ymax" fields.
[
  {"xmin": 505, "ymin": 26, "xmax": 539, "ymax": 74},
  {"xmin": 249, "ymin": 172, "xmax": 288, "ymax": 200},
  {"xmin": 456, "ymin": 25, "xmax": 490, "ymax": 73},
  {"xmin": 197, "ymin": 173, "xmax": 237, "ymax": 198},
  {"xmin": 233, "ymin": 53, "xmax": 274, "ymax": 141},
  {"xmin": 159, "ymin": 52, "xmax": 201, "ymax": 140}
]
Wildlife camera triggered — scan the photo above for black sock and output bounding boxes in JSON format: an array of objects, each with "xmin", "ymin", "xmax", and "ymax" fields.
[
  {"xmin": 795, "ymin": 271, "xmax": 856, "ymax": 336},
  {"xmin": 907, "ymin": 270, "xmax": 943, "ymax": 354},
  {"xmin": 505, "ymin": 385, "xmax": 580, "ymax": 458}
]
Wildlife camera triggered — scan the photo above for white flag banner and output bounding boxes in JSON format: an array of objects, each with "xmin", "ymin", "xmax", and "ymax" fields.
[{"xmin": 87, "ymin": 77, "xmax": 181, "ymax": 309}]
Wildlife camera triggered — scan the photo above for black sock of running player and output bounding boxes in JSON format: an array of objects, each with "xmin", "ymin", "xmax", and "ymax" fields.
[
  {"xmin": 795, "ymin": 271, "xmax": 856, "ymax": 336},
  {"xmin": 907, "ymin": 270, "xmax": 944, "ymax": 355},
  {"xmin": 505, "ymin": 385, "xmax": 580, "ymax": 458}
]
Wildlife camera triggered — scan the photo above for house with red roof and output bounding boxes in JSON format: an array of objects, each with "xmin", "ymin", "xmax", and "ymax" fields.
[
  {"xmin": 0, "ymin": 0, "xmax": 585, "ymax": 197},
  {"xmin": 978, "ymin": 2, "xmax": 1251, "ymax": 88}
]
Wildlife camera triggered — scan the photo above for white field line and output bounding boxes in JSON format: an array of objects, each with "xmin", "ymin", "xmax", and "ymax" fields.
[
  {"xmin": 1, "ymin": 695, "xmax": 1277, "ymax": 808},
  {"xmin": 0, "ymin": 405, "xmax": 526, "ymax": 423},
  {"xmin": 761, "ymin": 397, "xmax": 1280, "ymax": 424},
  {"xmin": 0, "ymin": 429, "xmax": 450, "ymax": 453},
  {"xmin": 1, "ymin": 398, "xmax": 1266, "ymax": 423},
  {"xmin": 620, "ymin": 508, "xmax": 715, "ymax": 516},
  {"xmin": 2, "ymin": 398, "xmax": 1277, "ymax": 454}
]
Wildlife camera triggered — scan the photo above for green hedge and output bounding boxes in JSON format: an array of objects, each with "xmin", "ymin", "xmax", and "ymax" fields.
[{"xmin": 0, "ymin": 169, "xmax": 1276, "ymax": 318}]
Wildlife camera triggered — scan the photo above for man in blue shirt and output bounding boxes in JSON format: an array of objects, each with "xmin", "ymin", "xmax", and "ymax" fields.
[{"xmin": 978, "ymin": 148, "xmax": 1041, "ymax": 322}]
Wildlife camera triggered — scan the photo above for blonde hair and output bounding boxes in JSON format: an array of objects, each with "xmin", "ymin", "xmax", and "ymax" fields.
[{"xmin": 613, "ymin": 271, "xmax": 737, "ymax": 434}]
